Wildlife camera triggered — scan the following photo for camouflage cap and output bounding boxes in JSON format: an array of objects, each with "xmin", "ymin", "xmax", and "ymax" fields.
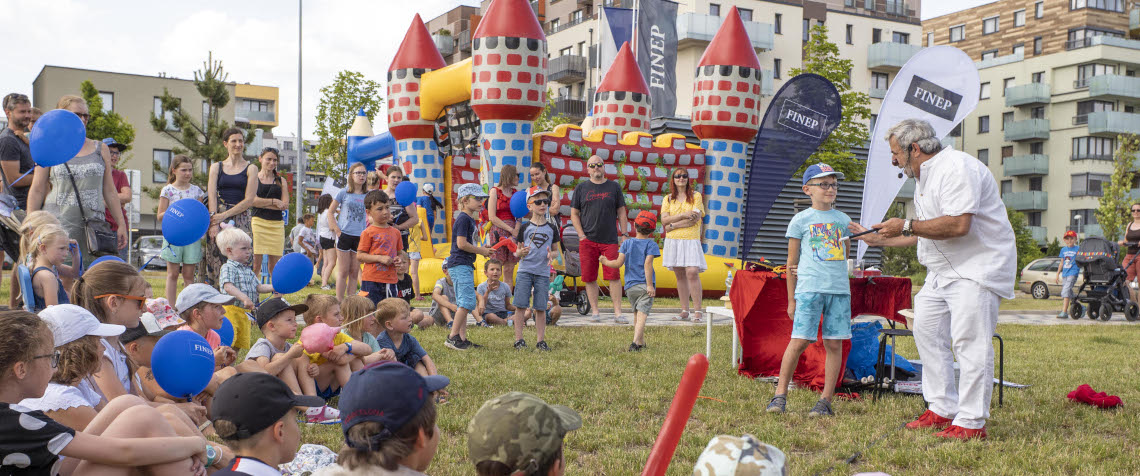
[
  {"xmin": 467, "ymin": 391, "xmax": 582, "ymax": 472},
  {"xmin": 692, "ymin": 434, "xmax": 788, "ymax": 476}
]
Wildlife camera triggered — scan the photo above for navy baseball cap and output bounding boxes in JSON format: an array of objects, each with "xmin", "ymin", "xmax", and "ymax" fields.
[
  {"xmin": 339, "ymin": 362, "xmax": 450, "ymax": 448},
  {"xmin": 802, "ymin": 163, "xmax": 845, "ymax": 186},
  {"xmin": 102, "ymin": 137, "xmax": 127, "ymax": 150}
]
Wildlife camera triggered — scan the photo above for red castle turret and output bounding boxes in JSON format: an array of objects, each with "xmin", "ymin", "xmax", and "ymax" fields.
[
  {"xmin": 592, "ymin": 42, "xmax": 651, "ymax": 136},
  {"xmin": 691, "ymin": 6, "xmax": 763, "ymax": 143},
  {"xmin": 469, "ymin": 0, "xmax": 548, "ymax": 121},
  {"xmin": 388, "ymin": 14, "xmax": 447, "ymax": 141}
]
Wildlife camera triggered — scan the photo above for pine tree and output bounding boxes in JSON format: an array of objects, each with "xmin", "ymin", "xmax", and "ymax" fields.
[
  {"xmin": 80, "ymin": 80, "xmax": 136, "ymax": 164},
  {"xmin": 789, "ymin": 24, "xmax": 872, "ymax": 181},
  {"xmin": 1095, "ymin": 134, "xmax": 1140, "ymax": 242},
  {"xmin": 311, "ymin": 71, "xmax": 384, "ymax": 178},
  {"xmin": 533, "ymin": 89, "xmax": 574, "ymax": 133}
]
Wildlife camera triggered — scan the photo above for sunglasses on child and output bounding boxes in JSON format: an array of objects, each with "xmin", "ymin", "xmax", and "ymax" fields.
[{"xmin": 531, "ymin": 199, "xmax": 551, "ymax": 206}]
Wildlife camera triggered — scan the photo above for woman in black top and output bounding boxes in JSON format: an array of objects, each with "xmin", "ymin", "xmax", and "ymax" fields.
[
  {"xmin": 204, "ymin": 128, "xmax": 258, "ymax": 286},
  {"xmin": 250, "ymin": 148, "xmax": 290, "ymax": 276}
]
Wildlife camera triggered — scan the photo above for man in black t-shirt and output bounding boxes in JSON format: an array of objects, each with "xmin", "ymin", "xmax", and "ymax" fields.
[
  {"xmin": 0, "ymin": 93, "xmax": 34, "ymax": 210},
  {"xmin": 570, "ymin": 155, "xmax": 629, "ymax": 324}
]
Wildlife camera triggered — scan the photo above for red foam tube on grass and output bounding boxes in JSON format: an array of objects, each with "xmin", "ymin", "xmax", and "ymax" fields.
[{"xmin": 641, "ymin": 353, "xmax": 710, "ymax": 476}]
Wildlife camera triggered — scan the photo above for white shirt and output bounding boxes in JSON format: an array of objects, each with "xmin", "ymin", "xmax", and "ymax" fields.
[
  {"xmin": 294, "ymin": 225, "xmax": 317, "ymax": 252},
  {"xmin": 19, "ymin": 382, "xmax": 102, "ymax": 412},
  {"xmin": 913, "ymin": 147, "xmax": 1017, "ymax": 299},
  {"xmin": 76, "ymin": 339, "xmax": 132, "ymax": 400},
  {"xmin": 317, "ymin": 210, "xmax": 334, "ymax": 239}
]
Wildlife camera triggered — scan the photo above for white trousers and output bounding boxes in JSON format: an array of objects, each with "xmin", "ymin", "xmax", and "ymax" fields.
[{"xmin": 913, "ymin": 273, "xmax": 1000, "ymax": 429}]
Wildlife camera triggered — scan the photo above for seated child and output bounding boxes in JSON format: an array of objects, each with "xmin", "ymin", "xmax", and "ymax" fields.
[
  {"xmin": 429, "ymin": 262, "xmax": 457, "ymax": 328},
  {"xmin": 298, "ymin": 294, "xmax": 373, "ymax": 401},
  {"xmin": 209, "ymin": 373, "xmax": 327, "ymax": 476},
  {"xmin": 216, "ymin": 226, "xmax": 277, "ymax": 351},
  {"xmin": 393, "ymin": 250, "xmax": 428, "ymax": 327},
  {"xmin": 1, "ymin": 309, "xmax": 211, "ymax": 476},
  {"xmin": 175, "ymin": 283, "xmax": 263, "ymax": 381},
  {"xmin": 468, "ymin": 391, "xmax": 581, "ymax": 476},
  {"xmin": 313, "ymin": 362, "xmax": 449, "ymax": 476},
  {"xmin": 12, "ymin": 211, "xmax": 76, "ymax": 310},
  {"xmin": 340, "ymin": 295, "xmax": 396, "ymax": 371},
  {"xmin": 475, "ymin": 259, "xmax": 514, "ymax": 327},
  {"xmin": 600, "ymin": 211, "xmax": 660, "ymax": 352},
  {"xmin": 244, "ymin": 298, "xmax": 308, "ymax": 393},
  {"xmin": 374, "ymin": 298, "xmax": 441, "ymax": 382},
  {"xmin": 27, "ymin": 224, "xmax": 72, "ymax": 311}
]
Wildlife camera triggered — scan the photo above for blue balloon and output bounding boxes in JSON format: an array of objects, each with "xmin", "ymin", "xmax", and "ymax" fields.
[
  {"xmin": 510, "ymin": 190, "xmax": 529, "ymax": 219},
  {"xmin": 29, "ymin": 110, "xmax": 86, "ymax": 167},
  {"xmin": 151, "ymin": 330, "xmax": 214, "ymax": 399},
  {"xmin": 88, "ymin": 255, "xmax": 125, "ymax": 272},
  {"xmin": 272, "ymin": 252, "xmax": 314, "ymax": 295},
  {"xmin": 217, "ymin": 317, "xmax": 235, "ymax": 347},
  {"xmin": 163, "ymin": 199, "xmax": 210, "ymax": 246},
  {"xmin": 395, "ymin": 180, "xmax": 417, "ymax": 207}
]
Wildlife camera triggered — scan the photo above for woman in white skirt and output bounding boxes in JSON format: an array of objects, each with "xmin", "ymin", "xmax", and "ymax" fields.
[{"xmin": 660, "ymin": 167, "xmax": 707, "ymax": 323}]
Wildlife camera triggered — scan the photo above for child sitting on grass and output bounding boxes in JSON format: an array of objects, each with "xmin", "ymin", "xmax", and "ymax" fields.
[
  {"xmin": 601, "ymin": 211, "xmax": 661, "ymax": 352},
  {"xmin": 298, "ymin": 294, "xmax": 373, "ymax": 401},
  {"xmin": 243, "ymin": 298, "xmax": 308, "ymax": 394},
  {"xmin": 374, "ymin": 298, "xmax": 441, "ymax": 382},
  {"xmin": 216, "ymin": 227, "xmax": 277, "ymax": 351},
  {"xmin": 340, "ymin": 295, "xmax": 397, "ymax": 371},
  {"xmin": 475, "ymin": 259, "xmax": 515, "ymax": 327},
  {"xmin": 467, "ymin": 391, "xmax": 581, "ymax": 476},
  {"xmin": 393, "ymin": 250, "xmax": 429, "ymax": 327},
  {"xmin": 429, "ymin": 262, "xmax": 457, "ymax": 329}
]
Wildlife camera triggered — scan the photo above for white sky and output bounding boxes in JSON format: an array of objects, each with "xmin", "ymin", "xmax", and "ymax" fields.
[{"xmin": 1, "ymin": 0, "xmax": 986, "ymax": 138}]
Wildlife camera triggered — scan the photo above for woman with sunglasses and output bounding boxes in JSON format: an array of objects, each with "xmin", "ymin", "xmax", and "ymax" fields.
[
  {"xmin": 660, "ymin": 167, "xmax": 707, "ymax": 323},
  {"xmin": 1118, "ymin": 203, "xmax": 1140, "ymax": 299},
  {"xmin": 26, "ymin": 95, "xmax": 128, "ymax": 270},
  {"xmin": 250, "ymin": 147, "xmax": 290, "ymax": 277}
]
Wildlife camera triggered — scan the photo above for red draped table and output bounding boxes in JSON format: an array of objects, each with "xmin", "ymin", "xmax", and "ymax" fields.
[{"xmin": 725, "ymin": 270, "xmax": 912, "ymax": 391}]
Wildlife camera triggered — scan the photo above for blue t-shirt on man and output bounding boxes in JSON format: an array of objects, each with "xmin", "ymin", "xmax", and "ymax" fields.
[
  {"xmin": 1060, "ymin": 245, "xmax": 1080, "ymax": 278},
  {"xmin": 618, "ymin": 238, "xmax": 661, "ymax": 290},
  {"xmin": 785, "ymin": 207, "xmax": 852, "ymax": 295}
]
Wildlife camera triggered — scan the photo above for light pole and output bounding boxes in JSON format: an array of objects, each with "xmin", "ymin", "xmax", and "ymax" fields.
[
  {"xmin": 295, "ymin": 0, "xmax": 305, "ymax": 220},
  {"xmin": 1074, "ymin": 214, "xmax": 1082, "ymax": 238}
]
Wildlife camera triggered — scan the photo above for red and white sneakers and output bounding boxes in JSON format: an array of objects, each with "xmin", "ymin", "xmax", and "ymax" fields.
[{"xmin": 905, "ymin": 409, "xmax": 953, "ymax": 430}]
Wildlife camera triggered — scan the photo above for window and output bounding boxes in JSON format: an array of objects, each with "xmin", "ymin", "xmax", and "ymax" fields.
[
  {"xmin": 1002, "ymin": 146, "xmax": 1014, "ymax": 163},
  {"xmin": 804, "ymin": 19, "xmax": 811, "ymax": 41},
  {"xmin": 1035, "ymin": 1, "xmax": 1045, "ymax": 17},
  {"xmin": 737, "ymin": 8, "xmax": 752, "ymax": 22},
  {"xmin": 1071, "ymin": 173, "xmax": 1112, "ymax": 197},
  {"xmin": 98, "ymin": 91, "xmax": 113, "ymax": 112},
  {"xmin": 1032, "ymin": 72, "xmax": 1043, "ymax": 83},
  {"xmin": 1076, "ymin": 63, "xmax": 1117, "ymax": 87},
  {"xmin": 885, "ymin": 0, "xmax": 906, "ymax": 15},
  {"xmin": 927, "ymin": 31, "xmax": 934, "ymax": 46},
  {"xmin": 892, "ymin": 32, "xmax": 909, "ymax": 44},
  {"xmin": 1033, "ymin": 37, "xmax": 1043, "ymax": 55},
  {"xmin": 774, "ymin": 13, "xmax": 782, "ymax": 34},
  {"xmin": 845, "ymin": 0, "xmax": 855, "ymax": 5},
  {"xmin": 1027, "ymin": 212, "xmax": 1042, "ymax": 227},
  {"xmin": 1001, "ymin": 180, "xmax": 1013, "ymax": 196},
  {"xmin": 1003, "ymin": 77, "xmax": 1016, "ymax": 95},
  {"xmin": 1072, "ymin": 136, "xmax": 1116, "ymax": 160},
  {"xmin": 559, "ymin": 46, "xmax": 573, "ymax": 56},
  {"xmin": 1030, "ymin": 142, "xmax": 1044, "ymax": 154},
  {"xmin": 872, "ymin": 72, "xmax": 889, "ymax": 90},
  {"xmin": 283, "ymin": 141, "xmax": 294, "ymax": 151},
  {"xmin": 1014, "ymin": 9, "xmax": 1026, "ymax": 27},
  {"xmin": 240, "ymin": 99, "xmax": 270, "ymax": 112},
  {"xmin": 1067, "ymin": 28, "xmax": 1125, "ymax": 49},
  {"xmin": 1070, "ymin": 0, "xmax": 1125, "ymax": 12},
  {"xmin": 846, "ymin": 25, "xmax": 853, "ymax": 44},
  {"xmin": 979, "ymin": 115, "xmax": 990, "ymax": 133},
  {"xmin": 1031, "ymin": 106, "xmax": 1046, "ymax": 119},
  {"xmin": 1029, "ymin": 177, "xmax": 1043, "ymax": 191},
  {"xmin": 153, "ymin": 97, "xmax": 179, "ymax": 131},
  {"xmin": 578, "ymin": 41, "xmax": 586, "ymax": 56},
  {"xmin": 872, "ymin": 28, "xmax": 882, "ymax": 43},
  {"xmin": 549, "ymin": 18, "xmax": 559, "ymax": 30},
  {"xmin": 570, "ymin": 9, "xmax": 583, "ymax": 23},
  {"xmin": 773, "ymin": 59, "xmax": 781, "ymax": 79},
  {"xmin": 1071, "ymin": 210, "xmax": 1099, "ymax": 229},
  {"xmin": 1003, "ymin": 112, "xmax": 1015, "ymax": 130},
  {"xmin": 949, "ymin": 25, "xmax": 965, "ymax": 42},
  {"xmin": 709, "ymin": 3, "xmax": 720, "ymax": 16},
  {"xmin": 983, "ymin": 16, "xmax": 1000, "ymax": 35},
  {"xmin": 864, "ymin": 0, "xmax": 874, "ymax": 9},
  {"xmin": 980, "ymin": 82, "xmax": 991, "ymax": 99},
  {"xmin": 1075, "ymin": 100, "xmax": 1115, "ymax": 124},
  {"xmin": 870, "ymin": 114, "xmax": 878, "ymax": 132},
  {"xmin": 153, "ymin": 149, "xmax": 172, "ymax": 182},
  {"xmin": 981, "ymin": 49, "xmax": 998, "ymax": 61},
  {"xmin": 978, "ymin": 148, "xmax": 990, "ymax": 165},
  {"xmin": 949, "ymin": 123, "xmax": 963, "ymax": 137},
  {"xmin": 1012, "ymin": 44, "xmax": 1024, "ymax": 57},
  {"xmin": 845, "ymin": 69, "xmax": 852, "ymax": 87}
]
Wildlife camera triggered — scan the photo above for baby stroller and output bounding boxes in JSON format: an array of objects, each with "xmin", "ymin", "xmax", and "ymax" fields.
[
  {"xmin": 559, "ymin": 224, "xmax": 593, "ymax": 315},
  {"xmin": 1070, "ymin": 237, "xmax": 1140, "ymax": 321}
]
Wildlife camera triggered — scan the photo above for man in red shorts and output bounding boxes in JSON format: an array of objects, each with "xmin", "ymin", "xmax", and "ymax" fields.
[{"xmin": 571, "ymin": 154, "xmax": 630, "ymax": 323}]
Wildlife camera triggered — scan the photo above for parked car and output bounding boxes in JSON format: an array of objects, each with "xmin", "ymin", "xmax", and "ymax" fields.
[
  {"xmin": 134, "ymin": 236, "xmax": 166, "ymax": 270},
  {"xmin": 1019, "ymin": 257, "xmax": 1084, "ymax": 299}
]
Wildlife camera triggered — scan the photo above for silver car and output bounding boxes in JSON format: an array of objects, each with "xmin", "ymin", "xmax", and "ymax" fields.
[
  {"xmin": 134, "ymin": 236, "xmax": 167, "ymax": 270},
  {"xmin": 1019, "ymin": 257, "xmax": 1083, "ymax": 299}
]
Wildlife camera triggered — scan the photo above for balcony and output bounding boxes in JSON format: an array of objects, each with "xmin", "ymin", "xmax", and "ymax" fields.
[
  {"xmin": 237, "ymin": 109, "xmax": 274, "ymax": 123},
  {"xmin": 677, "ymin": 13, "xmax": 774, "ymax": 51},
  {"xmin": 976, "ymin": 51, "xmax": 1024, "ymax": 70},
  {"xmin": 552, "ymin": 97, "xmax": 587, "ymax": 121},
  {"xmin": 867, "ymin": 42, "xmax": 921, "ymax": 71},
  {"xmin": 1028, "ymin": 226, "xmax": 1047, "ymax": 244},
  {"xmin": 869, "ymin": 87, "xmax": 887, "ymax": 99},
  {"xmin": 457, "ymin": 30, "xmax": 471, "ymax": 52},
  {"xmin": 1002, "ymin": 191, "xmax": 1048, "ymax": 211},
  {"xmin": 1088, "ymin": 75, "xmax": 1140, "ymax": 100},
  {"xmin": 433, "ymin": 33, "xmax": 453, "ymax": 57},
  {"xmin": 897, "ymin": 178, "xmax": 915, "ymax": 199},
  {"xmin": 1004, "ymin": 83, "xmax": 1050, "ymax": 107},
  {"xmin": 551, "ymin": 15, "xmax": 590, "ymax": 35},
  {"xmin": 549, "ymin": 55, "xmax": 587, "ymax": 84},
  {"xmin": 1004, "ymin": 119, "xmax": 1049, "ymax": 141},
  {"xmin": 1086, "ymin": 111, "xmax": 1140, "ymax": 137},
  {"xmin": 1003, "ymin": 154, "xmax": 1049, "ymax": 177}
]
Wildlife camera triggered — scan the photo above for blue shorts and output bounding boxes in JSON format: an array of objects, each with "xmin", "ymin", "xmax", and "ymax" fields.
[
  {"xmin": 451, "ymin": 265, "xmax": 476, "ymax": 311},
  {"xmin": 316, "ymin": 383, "xmax": 341, "ymax": 401},
  {"xmin": 513, "ymin": 271, "xmax": 551, "ymax": 309},
  {"xmin": 792, "ymin": 292, "xmax": 852, "ymax": 341},
  {"xmin": 361, "ymin": 281, "xmax": 399, "ymax": 305}
]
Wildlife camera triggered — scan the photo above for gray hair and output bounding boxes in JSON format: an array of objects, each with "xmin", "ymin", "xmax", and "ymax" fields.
[
  {"xmin": 886, "ymin": 119, "xmax": 942, "ymax": 155},
  {"xmin": 3, "ymin": 93, "xmax": 30, "ymax": 112}
]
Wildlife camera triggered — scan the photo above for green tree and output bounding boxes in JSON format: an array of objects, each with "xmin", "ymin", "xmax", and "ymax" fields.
[
  {"xmin": 534, "ymin": 89, "xmax": 575, "ymax": 133},
  {"xmin": 312, "ymin": 71, "xmax": 384, "ymax": 178},
  {"xmin": 879, "ymin": 202, "xmax": 920, "ymax": 276},
  {"xmin": 1095, "ymin": 134, "xmax": 1140, "ymax": 242},
  {"xmin": 789, "ymin": 23, "xmax": 872, "ymax": 181},
  {"xmin": 1009, "ymin": 207, "xmax": 1044, "ymax": 279},
  {"xmin": 80, "ymin": 80, "xmax": 135, "ymax": 161},
  {"xmin": 1045, "ymin": 237, "xmax": 1061, "ymax": 258}
]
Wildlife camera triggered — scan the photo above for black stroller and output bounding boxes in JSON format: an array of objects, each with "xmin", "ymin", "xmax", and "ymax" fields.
[
  {"xmin": 558, "ymin": 224, "xmax": 593, "ymax": 315},
  {"xmin": 1069, "ymin": 237, "xmax": 1140, "ymax": 321}
]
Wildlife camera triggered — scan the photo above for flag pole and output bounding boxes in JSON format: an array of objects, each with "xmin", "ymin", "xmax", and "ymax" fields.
[{"xmin": 631, "ymin": 0, "xmax": 638, "ymax": 56}]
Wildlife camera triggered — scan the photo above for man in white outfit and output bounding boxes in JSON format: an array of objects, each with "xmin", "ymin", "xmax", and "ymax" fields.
[{"xmin": 851, "ymin": 119, "xmax": 1016, "ymax": 440}]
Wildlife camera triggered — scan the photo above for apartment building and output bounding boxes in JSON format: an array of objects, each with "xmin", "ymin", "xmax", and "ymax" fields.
[
  {"xmin": 425, "ymin": 5, "xmax": 483, "ymax": 65},
  {"xmin": 32, "ymin": 66, "xmax": 279, "ymax": 234},
  {"xmin": 923, "ymin": 0, "xmax": 1140, "ymax": 244}
]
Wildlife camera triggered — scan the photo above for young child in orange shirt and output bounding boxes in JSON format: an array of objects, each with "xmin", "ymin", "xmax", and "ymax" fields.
[{"xmin": 357, "ymin": 190, "xmax": 403, "ymax": 305}]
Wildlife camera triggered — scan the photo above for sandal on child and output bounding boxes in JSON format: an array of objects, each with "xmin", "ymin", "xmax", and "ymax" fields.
[{"xmin": 672, "ymin": 310, "xmax": 690, "ymax": 321}]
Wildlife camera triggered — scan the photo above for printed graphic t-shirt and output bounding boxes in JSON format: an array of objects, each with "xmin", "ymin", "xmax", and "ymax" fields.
[
  {"xmin": 1060, "ymin": 245, "xmax": 1080, "ymax": 278},
  {"xmin": 785, "ymin": 207, "xmax": 851, "ymax": 295}
]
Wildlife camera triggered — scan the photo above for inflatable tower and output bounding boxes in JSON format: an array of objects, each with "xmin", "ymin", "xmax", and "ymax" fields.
[{"xmin": 592, "ymin": 42, "xmax": 651, "ymax": 137}]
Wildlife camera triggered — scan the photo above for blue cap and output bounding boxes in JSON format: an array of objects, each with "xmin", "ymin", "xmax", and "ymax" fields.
[
  {"xmin": 802, "ymin": 163, "xmax": 845, "ymax": 186},
  {"xmin": 102, "ymin": 137, "xmax": 127, "ymax": 150},
  {"xmin": 339, "ymin": 362, "xmax": 450, "ymax": 449},
  {"xmin": 458, "ymin": 183, "xmax": 489, "ymax": 199}
]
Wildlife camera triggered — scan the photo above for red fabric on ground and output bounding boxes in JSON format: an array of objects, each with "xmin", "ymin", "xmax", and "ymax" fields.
[
  {"xmin": 1068, "ymin": 384, "xmax": 1123, "ymax": 409},
  {"xmin": 730, "ymin": 271, "xmax": 912, "ymax": 392}
]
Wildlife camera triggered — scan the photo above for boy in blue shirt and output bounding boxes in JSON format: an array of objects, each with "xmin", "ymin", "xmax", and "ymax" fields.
[
  {"xmin": 601, "ymin": 211, "xmax": 661, "ymax": 351},
  {"xmin": 445, "ymin": 183, "xmax": 492, "ymax": 351},
  {"xmin": 1056, "ymin": 230, "xmax": 1080, "ymax": 319},
  {"xmin": 768, "ymin": 163, "xmax": 852, "ymax": 417}
]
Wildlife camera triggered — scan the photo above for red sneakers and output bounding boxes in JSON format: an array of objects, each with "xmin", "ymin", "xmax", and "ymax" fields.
[
  {"xmin": 934, "ymin": 425, "xmax": 987, "ymax": 440},
  {"xmin": 905, "ymin": 409, "xmax": 954, "ymax": 430}
]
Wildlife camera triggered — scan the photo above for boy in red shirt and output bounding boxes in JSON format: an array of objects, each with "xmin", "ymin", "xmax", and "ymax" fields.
[{"xmin": 358, "ymin": 190, "xmax": 403, "ymax": 305}]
